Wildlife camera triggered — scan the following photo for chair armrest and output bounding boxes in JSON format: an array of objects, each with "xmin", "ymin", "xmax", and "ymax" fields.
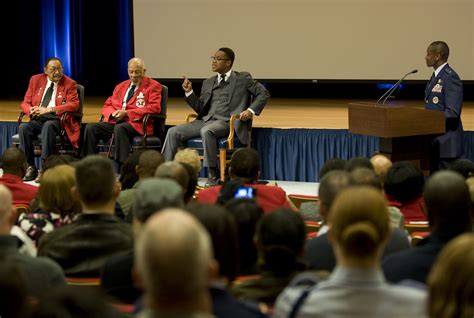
[
  {"xmin": 142, "ymin": 113, "xmax": 167, "ymax": 138},
  {"xmin": 186, "ymin": 113, "xmax": 198, "ymax": 123},
  {"xmin": 227, "ymin": 114, "xmax": 240, "ymax": 149}
]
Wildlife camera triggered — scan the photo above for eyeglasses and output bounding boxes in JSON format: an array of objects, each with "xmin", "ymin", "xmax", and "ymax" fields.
[{"xmin": 210, "ymin": 56, "xmax": 229, "ymax": 62}]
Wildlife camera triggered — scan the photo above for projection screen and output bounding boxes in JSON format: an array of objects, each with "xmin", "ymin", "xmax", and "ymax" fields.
[{"xmin": 134, "ymin": 0, "xmax": 473, "ymax": 81}]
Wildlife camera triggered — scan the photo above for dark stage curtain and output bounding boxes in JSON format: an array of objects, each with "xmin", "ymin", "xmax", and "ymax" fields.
[{"xmin": 4, "ymin": 0, "xmax": 134, "ymax": 98}]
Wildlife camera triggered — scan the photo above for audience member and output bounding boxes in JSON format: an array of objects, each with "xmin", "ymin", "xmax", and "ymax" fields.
[
  {"xmin": 180, "ymin": 162, "xmax": 199, "ymax": 203},
  {"xmin": 275, "ymin": 187, "xmax": 426, "ymax": 317},
  {"xmin": 344, "ymin": 156, "xmax": 374, "ymax": 172},
  {"xmin": 350, "ymin": 167, "xmax": 405, "ymax": 228},
  {"xmin": 383, "ymin": 171, "xmax": 472, "ymax": 284},
  {"xmin": 370, "ymin": 154, "xmax": 392, "ymax": 180},
  {"xmin": 300, "ymin": 158, "xmax": 346, "ymax": 222},
  {"xmin": 135, "ymin": 209, "xmax": 216, "ymax": 318},
  {"xmin": 0, "ymin": 147, "xmax": 38, "ymax": 206},
  {"xmin": 19, "ymin": 57, "xmax": 80, "ymax": 181},
  {"xmin": 304, "ymin": 171, "xmax": 410, "ymax": 271},
  {"xmin": 119, "ymin": 149, "xmax": 144, "ymax": 191},
  {"xmin": 449, "ymin": 158, "xmax": 474, "ymax": 179},
  {"xmin": 189, "ymin": 203, "xmax": 267, "ymax": 317},
  {"xmin": 117, "ymin": 149, "xmax": 164, "ymax": 216},
  {"xmin": 38, "ymin": 155, "xmax": 133, "ymax": 277},
  {"xmin": 101, "ymin": 179, "xmax": 184, "ymax": 304},
  {"xmin": 231, "ymin": 208, "xmax": 307, "ymax": 307},
  {"xmin": 175, "ymin": 148, "xmax": 201, "ymax": 176},
  {"xmin": 0, "ymin": 253, "xmax": 30, "ymax": 318},
  {"xmin": 81, "ymin": 58, "xmax": 162, "ymax": 167},
  {"xmin": 31, "ymin": 285, "xmax": 122, "ymax": 318},
  {"xmin": 155, "ymin": 161, "xmax": 190, "ymax": 193},
  {"xmin": 35, "ymin": 154, "xmax": 77, "ymax": 184},
  {"xmin": 427, "ymin": 233, "xmax": 474, "ymax": 318},
  {"xmin": 225, "ymin": 198, "xmax": 264, "ymax": 275},
  {"xmin": 162, "ymin": 47, "xmax": 270, "ymax": 185},
  {"xmin": 384, "ymin": 161, "xmax": 427, "ymax": 221},
  {"xmin": 18, "ymin": 165, "xmax": 81, "ymax": 244},
  {"xmin": 0, "ymin": 184, "xmax": 65, "ymax": 298},
  {"xmin": 198, "ymin": 148, "xmax": 291, "ymax": 212}
]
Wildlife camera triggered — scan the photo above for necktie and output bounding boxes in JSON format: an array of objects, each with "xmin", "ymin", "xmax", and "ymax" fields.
[
  {"xmin": 219, "ymin": 74, "xmax": 226, "ymax": 87},
  {"xmin": 125, "ymin": 85, "xmax": 136, "ymax": 104},
  {"xmin": 41, "ymin": 82, "xmax": 54, "ymax": 107}
]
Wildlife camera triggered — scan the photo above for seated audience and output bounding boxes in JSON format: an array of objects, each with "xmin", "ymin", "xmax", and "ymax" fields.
[
  {"xmin": 350, "ymin": 167, "xmax": 405, "ymax": 229},
  {"xmin": 299, "ymin": 158, "xmax": 346, "ymax": 222},
  {"xmin": 31, "ymin": 285, "xmax": 122, "ymax": 318},
  {"xmin": 304, "ymin": 171, "xmax": 409, "ymax": 272},
  {"xmin": 155, "ymin": 161, "xmax": 190, "ymax": 193},
  {"xmin": 101, "ymin": 179, "xmax": 184, "ymax": 304},
  {"xmin": 189, "ymin": 203, "xmax": 267, "ymax": 317},
  {"xmin": 449, "ymin": 158, "xmax": 474, "ymax": 179},
  {"xmin": 383, "ymin": 171, "xmax": 472, "ymax": 284},
  {"xmin": 370, "ymin": 154, "xmax": 392, "ymax": 181},
  {"xmin": 118, "ymin": 149, "xmax": 144, "ymax": 191},
  {"xmin": 38, "ymin": 155, "xmax": 133, "ymax": 277},
  {"xmin": 0, "ymin": 253, "xmax": 30, "ymax": 318},
  {"xmin": 275, "ymin": 187, "xmax": 426, "ymax": 317},
  {"xmin": 198, "ymin": 148, "xmax": 291, "ymax": 212},
  {"xmin": 344, "ymin": 156, "xmax": 374, "ymax": 172},
  {"xmin": 0, "ymin": 147, "xmax": 38, "ymax": 206},
  {"xmin": 384, "ymin": 161, "xmax": 427, "ymax": 221},
  {"xmin": 0, "ymin": 184, "xmax": 65, "ymax": 298},
  {"xmin": 427, "ymin": 233, "xmax": 474, "ymax": 318},
  {"xmin": 135, "ymin": 209, "xmax": 216, "ymax": 318},
  {"xmin": 117, "ymin": 150, "xmax": 164, "ymax": 216},
  {"xmin": 18, "ymin": 165, "xmax": 81, "ymax": 244},
  {"xmin": 225, "ymin": 199, "xmax": 264, "ymax": 275},
  {"xmin": 180, "ymin": 162, "xmax": 199, "ymax": 203},
  {"xmin": 174, "ymin": 148, "xmax": 201, "ymax": 176},
  {"xmin": 231, "ymin": 208, "xmax": 307, "ymax": 307}
]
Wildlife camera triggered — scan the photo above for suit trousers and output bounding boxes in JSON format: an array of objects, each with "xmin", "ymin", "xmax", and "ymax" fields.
[
  {"xmin": 19, "ymin": 116, "xmax": 60, "ymax": 166},
  {"xmin": 162, "ymin": 119, "xmax": 229, "ymax": 167},
  {"xmin": 81, "ymin": 122, "xmax": 139, "ymax": 163}
]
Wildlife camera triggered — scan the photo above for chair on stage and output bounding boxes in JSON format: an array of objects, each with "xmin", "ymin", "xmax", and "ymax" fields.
[
  {"xmin": 288, "ymin": 194, "xmax": 319, "ymax": 210},
  {"xmin": 99, "ymin": 85, "xmax": 168, "ymax": 157},
  {"xmin": 183, "ymin": 113, "xmax": 253, "ymax": 180},
  {"xmin": 11, "ymin": 84, "xmax": 85, "ymax": 156}
]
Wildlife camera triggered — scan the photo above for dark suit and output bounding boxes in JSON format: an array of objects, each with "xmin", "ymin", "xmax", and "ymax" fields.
[
  {"xmin": 382, "ymin": 233, "xmax": 457, "ymax": 284},
  {"xmin": 162, "ymin": 71, "xmax": 269, "ymax": 167},
  {"xmin": 425, "ymin": 64, "xmax": 463, "ymax": 161},
  {"xmin": 304, "ymin": 229, "xmax": 410, "ymax": 272}
]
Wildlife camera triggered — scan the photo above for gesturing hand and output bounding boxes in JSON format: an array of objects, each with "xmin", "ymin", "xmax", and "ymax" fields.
[{"xmin": 182, "ymin": 75, "xmax": 193, "ymax": 93}]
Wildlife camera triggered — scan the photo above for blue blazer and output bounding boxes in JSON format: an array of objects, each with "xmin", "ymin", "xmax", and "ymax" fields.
[{"xmin": 424, "ymin": 64, "xmax": 464, "ymax": 158}]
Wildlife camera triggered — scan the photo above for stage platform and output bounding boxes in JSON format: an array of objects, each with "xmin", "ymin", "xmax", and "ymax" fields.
[
  {"xmin": 1, "ymin": 98, "xmax": 473, "ymax": 182},
  {"xmin": 2, "ymin": 97, "xmax": 473, "ymax": 130}
]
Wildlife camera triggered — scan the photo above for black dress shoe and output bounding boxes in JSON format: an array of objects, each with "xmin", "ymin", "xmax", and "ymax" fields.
[
  {"xmin": 205, "ymin": 176, "xmax": 220, "ymax": 187},
  {"xmin": 23, "ymin": 166, "xmax": 38, "ymax": 182}
]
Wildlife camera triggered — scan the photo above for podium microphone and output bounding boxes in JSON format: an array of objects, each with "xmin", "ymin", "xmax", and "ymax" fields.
[{"xmin": 376, "ymin": 69, "xmax": 418, "ymax": 105}]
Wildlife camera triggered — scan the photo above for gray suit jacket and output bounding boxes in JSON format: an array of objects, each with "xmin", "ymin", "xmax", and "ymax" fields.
[{"xmin": 185, "ymin": 71, "xmax": 270, "ymax": 144}]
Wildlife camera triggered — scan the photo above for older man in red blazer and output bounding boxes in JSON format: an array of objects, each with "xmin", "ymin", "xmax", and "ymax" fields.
[
  {"xmin": 81, "ymin": 57, "xmax": 162, "ymax": 166},
  {"xmin": 19, "ymin": 57, "xmax": 80, "ymax": 181}
]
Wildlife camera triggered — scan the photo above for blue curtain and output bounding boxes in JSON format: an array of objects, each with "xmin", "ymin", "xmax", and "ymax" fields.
[{"xmin": 252, "ymin": 128, "xmax": 378, "ymax": 182}]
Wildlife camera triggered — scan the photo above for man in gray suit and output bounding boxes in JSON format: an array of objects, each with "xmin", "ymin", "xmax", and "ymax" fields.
[{"xmin": 162, "ymin": 47, "xmax": 270, "ymax": 185}]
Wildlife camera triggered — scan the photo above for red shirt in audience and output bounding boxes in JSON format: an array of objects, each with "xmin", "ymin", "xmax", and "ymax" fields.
[{"xmin": 0, "ymin": 173, "xmax": 38, "ymax": 206}]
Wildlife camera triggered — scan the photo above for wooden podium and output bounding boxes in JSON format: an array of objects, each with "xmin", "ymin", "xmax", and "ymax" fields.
[{"xmin": 348, "ymin": 102, "xmax": 445, "ymax": 173}]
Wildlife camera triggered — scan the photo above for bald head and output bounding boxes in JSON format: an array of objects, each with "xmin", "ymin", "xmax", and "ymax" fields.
[
  {"xmin": 136, "ymin": 209, "xmax": 213, "ymax": 301},
  {"xmin": 155, "ymin": 162, "xmax": 189, "ymax": 191},
  {"xmin": 424, "ymin": 171, "xmax": 472, "ymax": 234},
  {"xmin": 370, "ymin": 155, "xmax": 392, "ymax": 180},
  {"xmin": 128, "ymin": 57, "xmax": 145, "ymax": 69},
  {"xmin": 0, "ymin": 185, "xmax": 12, "ymax": 220}
]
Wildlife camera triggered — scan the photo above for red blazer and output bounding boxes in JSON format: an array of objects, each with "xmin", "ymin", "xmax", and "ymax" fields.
[
  {"xmin": 101, "ymin": 76, "xmax": 162, "ymax": 135},
  {"xmin": 197, "ymin": 183, "xmax": 291, "ymax": 213},
  {"xmin": 20, "ymin": 74, "xmax": 80, "ymax": 148},
  {"xmin": 0, "ymin": 174, "xmax": 38, "ymax": 206}
]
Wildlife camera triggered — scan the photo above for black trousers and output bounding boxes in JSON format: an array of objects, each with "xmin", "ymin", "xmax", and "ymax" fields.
[
  {"xmin": 18, "ymin": 115, "xmax": 60, "ymax": 166},
  {"xmin": 81, "ymin": 122, "xmax": 139, "ymax": 164}
]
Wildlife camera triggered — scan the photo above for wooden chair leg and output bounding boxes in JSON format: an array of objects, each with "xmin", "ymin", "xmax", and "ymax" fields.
[{"xmin": 219, "ymin": 149, "xmax": 226, "ymax": 180}]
